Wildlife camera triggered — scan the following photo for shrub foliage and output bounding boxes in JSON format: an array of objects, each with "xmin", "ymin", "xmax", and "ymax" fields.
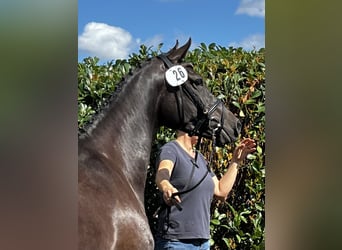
[{"xmin": 78, "ymin": 43, "xmax": 265, "ymax": 249}]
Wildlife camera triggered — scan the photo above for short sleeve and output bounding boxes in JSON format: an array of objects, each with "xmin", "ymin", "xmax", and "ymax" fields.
[
  {"xmin": 209, "ymin": 169, "xmax": 216, "ymax": 177},
  {"xmin": 157, "ymin": 142, "xmax": 178, "ymax": 166}
]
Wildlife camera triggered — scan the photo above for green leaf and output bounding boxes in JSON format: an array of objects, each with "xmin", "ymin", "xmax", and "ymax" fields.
[
  {"xmin": 255, "ymin": 203, "xmax": 264, "ymax": 211},
  {"xmin": 251, "ymin": 90, "xmax": 262, "ymax": 99},
  {"xmin": 232, "ymin": 101, "xmax": 241, "ymax": 109},
  {"xmin": 245, "ymin": 99, "xmax": 256, "ymax": 104},
  {"xmin": 247, "ymin": 154, "xmax": 257, "ymax": 160},
  {"xmin": 222, "ymin": 238, "xmax": 230, "ymax": 247},
  {"xmin": 236, "ymin": 234, "xmax": 241, "ymax": 243},
  {"xmin": 240, "ymin": 215, "xmax": 247, "ymax": 223},
  {"xmin": 211, "ymin": 219, "xmax": 220, "ymax": 225}
]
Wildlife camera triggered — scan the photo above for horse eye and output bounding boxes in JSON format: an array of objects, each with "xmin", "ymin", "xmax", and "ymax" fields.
[{"xmin": 193, "ymin": 78, "xmax": 203, "ymax": 85}]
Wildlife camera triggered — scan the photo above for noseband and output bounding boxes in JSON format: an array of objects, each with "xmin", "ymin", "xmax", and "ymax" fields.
[{"xmin": 157, "ymin": 54, "xmax": 224, "ymax": 138}]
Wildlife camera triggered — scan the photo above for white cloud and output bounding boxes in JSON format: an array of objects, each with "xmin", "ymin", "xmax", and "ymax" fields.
[
  {"xmin": 78, "ymin": 22, "xmax": 136, "ymax": 60},
  {"xmin": 229, "ymin": 33, "xmax": 265, "ymax": 50},
  {"xmin": 236, "ymin": 0, "xmax": 265, "ymax": 18}
]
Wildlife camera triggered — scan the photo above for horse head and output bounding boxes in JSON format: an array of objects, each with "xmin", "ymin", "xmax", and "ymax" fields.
[{"xmin": 156, "ymin": 38, "xmax": 241, "ymax": 146}]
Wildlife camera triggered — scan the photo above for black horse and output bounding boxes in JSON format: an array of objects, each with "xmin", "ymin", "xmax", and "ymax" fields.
[{"xmin": 78, "ymin": 39, "xmax": 241, "ymax": 250}]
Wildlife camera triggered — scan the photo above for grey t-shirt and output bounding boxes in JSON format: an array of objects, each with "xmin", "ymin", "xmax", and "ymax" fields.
[{"xmin": 156, "ymin": 141, "xmax": 215, "ymax": 240}]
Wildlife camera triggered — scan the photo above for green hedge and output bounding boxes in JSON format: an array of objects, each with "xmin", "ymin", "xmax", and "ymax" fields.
[{"xmin": 78, "ymin": 43, "xmax": 265, "ymax": 249}]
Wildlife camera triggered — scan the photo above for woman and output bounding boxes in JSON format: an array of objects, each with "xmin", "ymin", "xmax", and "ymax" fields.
[{"xmin": 154, "ymin": 130, "xmax": 256, "ymax": 250}]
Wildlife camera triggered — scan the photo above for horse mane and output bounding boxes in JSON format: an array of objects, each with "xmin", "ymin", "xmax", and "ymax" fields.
[
  {"xmin": 78, "ymin": 58, "xmax": 153, "ymax": 138},
  {"xmin": 78, "ymin": 39, "xmax": 191, "ymax": 139}
]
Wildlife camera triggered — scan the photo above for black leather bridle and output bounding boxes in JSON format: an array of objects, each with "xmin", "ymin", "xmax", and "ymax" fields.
[{"xmin": 157, "ymin": 54, "xmax": 224, "ymax": 138}]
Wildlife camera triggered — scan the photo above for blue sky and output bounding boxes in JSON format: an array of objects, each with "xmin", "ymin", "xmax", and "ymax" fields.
[{"xmin": 78, "ymin": 0, "xmax": 264, "ymax": 63}]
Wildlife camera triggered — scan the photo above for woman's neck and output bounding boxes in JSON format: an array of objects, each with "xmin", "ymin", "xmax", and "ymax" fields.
[{"xmin": 176, "ymin": 136, "xmax": 195, "ymax": 157}]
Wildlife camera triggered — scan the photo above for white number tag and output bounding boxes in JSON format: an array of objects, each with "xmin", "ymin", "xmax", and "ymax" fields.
[{"xmin": 165, "ymin": 65, "xmax": 188, "ymax": 87}]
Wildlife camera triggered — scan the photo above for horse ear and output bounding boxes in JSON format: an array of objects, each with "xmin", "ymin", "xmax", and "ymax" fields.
[
  {"xmin": 167, "ymin": 40, "xmax": 179, "ymax": 55},
  {"xmin": 167, "ymin": 38, "xmax": 191, "ymax": 63}
]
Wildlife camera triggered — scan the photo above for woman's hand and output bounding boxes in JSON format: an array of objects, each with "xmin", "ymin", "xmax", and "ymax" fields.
[
  {"xmin": 232, "ymin": 138, "xmax": 256, "ymax": 164},
  {"xmin": 162, "ymin": 186, "xmax": 181, "ymax": 206}
]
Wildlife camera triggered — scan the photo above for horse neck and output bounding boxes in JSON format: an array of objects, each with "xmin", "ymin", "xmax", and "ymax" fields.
[{"xmin": 89, "ymin": 66, "xmax": 161, "ymax": 199}]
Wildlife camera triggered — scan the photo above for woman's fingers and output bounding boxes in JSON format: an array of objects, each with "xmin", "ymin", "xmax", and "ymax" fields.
[
  {"xmin": 163, "ymin": 188, "xmax": 181, "ymax": 206},
  {"xmin": 172, "ymin": 194, "xmax": 181, "ymax": 204},
  {"xmin": 233, "ymin": 139, "xmax": 257, "ymax": 161}
]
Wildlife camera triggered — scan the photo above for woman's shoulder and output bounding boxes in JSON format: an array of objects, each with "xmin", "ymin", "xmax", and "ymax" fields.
[
  {"xmin": 160, "ymin": 140, "xmax": 178, "ymax": 150},
  {"xmin": 158, "ymin": 141, "xmax": 179, "ymax": 156},
  {"xmin": 158, "ymin": 141, "xmax": 179, "ymax": 163}
]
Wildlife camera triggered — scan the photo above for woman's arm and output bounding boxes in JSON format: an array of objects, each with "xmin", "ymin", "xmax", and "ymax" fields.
[
  {"xmin": 213, "ymin": 138, "xmax": 256, "ymax": 200},
  {"xmin": 155, "ymin": 159, "xmax": 181, "ymax": 205}
]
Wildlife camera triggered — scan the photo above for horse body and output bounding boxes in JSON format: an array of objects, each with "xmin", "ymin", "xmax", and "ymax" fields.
[
  {"xmin": 78, "ymin": 39, "xmax": 241, "ymax": 249},
  {"xmin": 79, "ymin": 64, "xmax": 161, "ymax": 249}
]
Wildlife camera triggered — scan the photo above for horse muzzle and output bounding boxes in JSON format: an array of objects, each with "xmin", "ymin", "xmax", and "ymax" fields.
[{"xmin": 209, "ymin": 114, "xmax": 241, "ymax": 146}]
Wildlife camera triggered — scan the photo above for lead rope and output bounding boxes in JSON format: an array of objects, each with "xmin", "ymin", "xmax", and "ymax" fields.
[{"xmin": 170, "ymin": 128, "xmax": 218, "ymax": 211}]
